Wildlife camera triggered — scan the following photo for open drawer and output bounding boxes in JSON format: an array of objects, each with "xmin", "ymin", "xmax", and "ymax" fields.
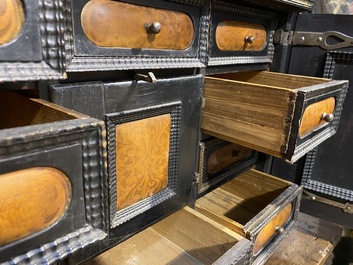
[
  {"xmin": 196, "ymin": 169, "xmax": 302, "ymax": 265},
  {"xmin": 83, "ymin": 207, "xmax": 252, "ymax": 265},
  {"xmin": 0, "ymin": 91, "xmax": 107, "ymax": 264},
  {"xmin": 201, "ymin": 70, "xmax": 348, "ymax": 162}
]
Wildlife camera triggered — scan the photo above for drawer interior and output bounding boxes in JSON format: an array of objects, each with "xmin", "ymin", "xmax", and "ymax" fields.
[
  {"xmin": 196, "ymin": 169, "xmax": 291, "ymax": 233},
  {"xmin": 210, "ymin": 70, "xmax": 330, "ymax": 90},
  {"xmin": 84, "ymin": 207, "xmax": 247, "ymax": 265},
  {"xmin": 0, "ymin": 91, "xmax": 87, "ymax": 129}
]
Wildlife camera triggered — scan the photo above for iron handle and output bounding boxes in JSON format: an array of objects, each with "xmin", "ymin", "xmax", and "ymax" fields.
[
  {"xmin": 244, "ymin": 35, "xmax": 255, "ymax": 44},
  {"xmin": 321, "ymin": 112, "xmax": 334, "ymax": 122},
  {"xmin": 134, "ymin": 72, "xmax": 157, "ymax": 83},
  {"xmin": 145, "ymin": 22, "xmax": 161, "ymax": 34}
]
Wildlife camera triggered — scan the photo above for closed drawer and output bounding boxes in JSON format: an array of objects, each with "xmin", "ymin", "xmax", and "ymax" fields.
[
  {"xmin": 0, "ymin": 91, "xmax": 107, "ymax": 264},
  {"xmin": 51, "ymin": 75, "xmax": 203, "ymax": 245},
  {"xmin": 196, "ymin": 169, "xmax": 302, "ymax": 265},
  {"xmin": 0, "ymin": 0, "xmax": 66, "ymax": 81},
  {"xmin": 196, "ymin": 137, "xmax": 257, "ymax": 196},
  {"xmin": 202, "ymin": 70, "xmax": 348, "ymax": 162},
  {"xmin": 69, "ymin": 0, "xmax": 205, "ymax": 71},
  {"xmin": 83, "ymin": 207, "xmax": 252, "ymax": 265},
  {"xmin": 207, "ymin": 1, "xmax": 277, "ymax": 69}
]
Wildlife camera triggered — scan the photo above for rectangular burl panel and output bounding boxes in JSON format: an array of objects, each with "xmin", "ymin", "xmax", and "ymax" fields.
[{"xmin": 115, "ymin": 114, "xmax": 171, "ymax": 210}]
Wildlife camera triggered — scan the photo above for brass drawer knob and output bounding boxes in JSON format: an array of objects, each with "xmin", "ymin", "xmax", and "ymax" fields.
[
  {"xmin": 145, "ymin": 22, "xmax": 162, "ymax": 34},
  {"xmin": 276, "ymin": 226, "xmax": 285, "ymax": 235},
  {"xmin": 244, "ymin": 35, "xmax": 255, "ymax": 44},
  {"xmin": 321, "ymin": 112, "xmax": 334, "ymax": 122}
]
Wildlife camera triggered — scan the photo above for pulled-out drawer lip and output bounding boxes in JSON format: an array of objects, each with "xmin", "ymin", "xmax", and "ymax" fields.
[{"xmin": 201, "ymin": 70, "xmax": 348, "ymax": 163}]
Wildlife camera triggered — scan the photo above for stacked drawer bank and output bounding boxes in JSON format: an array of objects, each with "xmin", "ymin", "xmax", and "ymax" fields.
[{"xmin": 0, "ymin": 0, "xmax": 347, "ymax": 264}]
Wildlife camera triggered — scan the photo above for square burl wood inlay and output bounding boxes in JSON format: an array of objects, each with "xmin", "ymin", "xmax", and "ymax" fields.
[{"xmin": 115, "ymin": 114, "xmax": 171, "ymax": 210}]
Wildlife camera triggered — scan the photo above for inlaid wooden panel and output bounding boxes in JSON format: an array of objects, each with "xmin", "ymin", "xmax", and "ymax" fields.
[
  {"xmin": 0, "ymin": 0, "xmax": 24, "ymax": 45},
  {"xmin": 207, "ymin": 143, "xmax": 251, "ymax": 175},
  {"xmin": 216, "ymin": 21, "xmax": 267, "ymax": 51},
  {"xmin": 115, "ymin": 114, "xmax": 171, "ymax": 210},
  {"xmin": 253, "ymin": 203, "xmax": 292, "ymax": 254},
  {"xmin": 299, "ymin": 97, "xmax": 335, "ymax": 138},
  {"xmin": 81, "ymin": 0, "xmax": 194, "ymax": 50},
  {"xmin": 0, "ymin": 167, "xmax": 71, "ymax": 246}
]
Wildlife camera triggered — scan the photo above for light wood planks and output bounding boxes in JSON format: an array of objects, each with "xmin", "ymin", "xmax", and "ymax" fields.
[
  {"xmin": 216, "ymin": 21, "xmax": 267, "ymax": 51},
  {"xmin": 115, "ymin": 114, "xmax": 170, "ymax": 210},
  {"xmin": 81, "ymin": 0, "xmax": 194, "ymax": 50},
  {"xmin": 0, "ymin": 0, "xmax": 24, "ymax": 45},
  {"xmin": 0, "ymin": 167, "xmax": 71, "ymax": 246},
  {"xmin": 299, "ymin": 97, "xmax": 335, "ymax": 138}
]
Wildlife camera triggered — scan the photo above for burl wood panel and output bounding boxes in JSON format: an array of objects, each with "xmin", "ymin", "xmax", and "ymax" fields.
[
  {"xmin": 196, "ymin": 169, "xmax": 291, "ymax": 236},
  {"xmin": 115, "ymin": 114, "xmax": 171, "ymax": 210},
  {"xmin": 253, "ymin": 203, "xmax": 292, "ymax": 254},
  {"xmin": 216, "ymin": 21, "xmax": 267, "ymax": 51},
  {"xmin": 207, "ymin": 144, "xmax": 251, "ymax": 175},
  {"xmin": 299, "ymin": 97, "xmax": 335, "ymax": 138},
  {"xmin": 0, "ymin": 0, "xmax": 24, "ymax": 45},
  {"xmin": 202, "ymin": 71, "xmax": 331, "ymax": 158},
  {"xmin": 81, "ymin": 0, "xmax": 194, "ymax": 50},
  {"xmin": 0, "ymin": 167, "xmax": 71, "ymax": 246},
  {"xmin": 0, "ymin": 91, "xmax": 88, "ymax": 129}
]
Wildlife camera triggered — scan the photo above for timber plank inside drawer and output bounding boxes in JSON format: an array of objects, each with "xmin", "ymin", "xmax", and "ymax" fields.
[
  {"xmin": 196, "ymin": 169, "xmax": 301, "ymax": 264},
  {"xmin": 0, "ymin": 91, "xmax": 107, "ymax": 264},
  {"xmin": 202, "ymin": 70, "xmax": 348, "ymax": 162},
  {"xmin": 83, "ymin": 207, "xmax": 252, "ymax": 265}
]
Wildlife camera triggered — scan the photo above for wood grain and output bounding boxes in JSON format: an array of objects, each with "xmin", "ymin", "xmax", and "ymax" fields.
[
  {"xmin": 81, "ymin": 0, "xmax": 194, "ymax": 50},
  {"xmin": 299, "ymin": 97, "xmax": 335, "ymax": 138},
  {"xmin": 216, "ymin": 21, "xmax": 267, "ymax": 51},
  {"xmin": 0, "ymin": 91, "xmax": 86, "ymax": 129},
  {"xmin": 0, "ymin": 0, "xmax": 24, "ymax": 45},
  {"xmin": 83, "ymin": 207, "xmax": 243, "ymax": 265},
  {"xmin": 253, "ymin": 203, "xmax": 292, "ymax": 254},
  {"xmin": 196, "ymin": 169, "xmax": 291, "ymax": 236},
  {"xmin": 207, "ymin": 143, "xmax": 251, "ymax": 175},
  {"xmin": 115, "ymin": 114, "xmax": 170, "ymax": 210},
  {"xmin": 0, "ymin": 167, "xmax": 71, "ymax": 246}
]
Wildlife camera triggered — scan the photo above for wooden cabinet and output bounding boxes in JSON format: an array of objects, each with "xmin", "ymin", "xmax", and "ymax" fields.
[
  {"xmin": 202, "ymin": 70, "xmax": 348, "ymax": 162},
  {"xmin": 0, "ymin": 91, "xmax": 107, "ymax": 264}
]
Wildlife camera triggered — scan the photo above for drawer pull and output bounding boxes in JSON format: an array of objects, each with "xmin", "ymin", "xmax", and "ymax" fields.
[
  {"xmin": 134, "ymin": 72, "xmax": 157, "ymax": 83},
  {"xmin": 145, "ymin": 22, "xmax": 162, "ymax": 34},
  {"xmin": 244, "ymin": 35, "xmax": 255, "ymax": 44},
  {"xmin": 321, "ymin": 112, "xmax": 334, "ymax": 123},
  {"xmin": 275, "ymin": 226, "xmax": 285, "ymax": 235}
]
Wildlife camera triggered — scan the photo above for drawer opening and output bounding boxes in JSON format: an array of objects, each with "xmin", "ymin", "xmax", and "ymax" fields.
[
  {"xmin": 210, "ymin": 70, "xmax": 331, "ymax": 90},
  {"xmin": 196, "ymin": 169, "xmax": 294, "ymax": 255},
  {"xmin": 84, "ymin": 207, "xmax": 248, "ymax": 265},
  {"xmin": 0, "ymin": 91, "xmax": 88, "ymax": 130}
]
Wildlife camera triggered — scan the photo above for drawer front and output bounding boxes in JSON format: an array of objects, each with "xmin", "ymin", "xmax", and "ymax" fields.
[
  {"xmin": 51, "ymin": 75, "xmax": 203, "ymax": 244},
  {"xmin": 69, "ymin": 0, "xmax": 205, "ymax": 71},
  {"xmin": 202, "ymin": 71, "xmax": 348, "ymax": 162},
  {"xmin": 82, "ymin": 207, "xmax": 252, "ymax": 265},
  {"xmin": 197, "ymin": 137, "xmax": 257, "ymax": 196},
  {"xmin": 207, "ymin": 1, "xmax": 277, "ymax": 68},
  {"xmin": 0, "ymin": 93, "xmax": 107, "ymax": 264},
  {"xmin": 0, "ymin": 0, "xmax": 67, "ymax": 81}
]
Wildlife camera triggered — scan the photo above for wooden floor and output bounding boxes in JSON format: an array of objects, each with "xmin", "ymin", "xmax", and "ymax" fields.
[{"xmin": 265, "ymin": 212, "xmax": 342, "ymax": 265}]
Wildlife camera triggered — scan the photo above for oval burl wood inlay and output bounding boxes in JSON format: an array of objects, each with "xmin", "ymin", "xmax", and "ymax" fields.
[
  {"xmin": 207, "ymin": 144, "xmax": 251, "ymax": 175},
  {"xmin": 253, "ymin": 203, "xmax": 292, "ymax": 254},
  {"xmin": 116, "ymin": 114, "xmax": 171, "ymax": 210},
  {"xmin": 0, "ymin": 0, "xmax": 24, "ymax": 45},
  {"xmin": 299, "ymin": 97, "xmax": 335, "ymax": 138},
  {"xmin": 0, "ymin": 167, "xmax": 71, "ymax": 246},
  {"xmin": 81, "ymin": 0, "xmax": 194, "ymax": 50},
  {"xmin": 216, "ymin": 21, "xmax": 267, "ymax": 51}
]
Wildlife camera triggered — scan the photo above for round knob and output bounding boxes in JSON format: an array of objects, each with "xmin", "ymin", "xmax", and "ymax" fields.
[
  {"xmin": 276, "ymin": 226, "xmax": 285, "ymax": 235},
  {"xmin": 145, "ymin": 22, "xmax": 161, "ymax": 34},
  {"xmin": 321, "ymin": 112, "xmax": 334, "ymax": 122},
  {"xmin": 244, "ymin": 35, "xmax": 255, "ymax": 44}
]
